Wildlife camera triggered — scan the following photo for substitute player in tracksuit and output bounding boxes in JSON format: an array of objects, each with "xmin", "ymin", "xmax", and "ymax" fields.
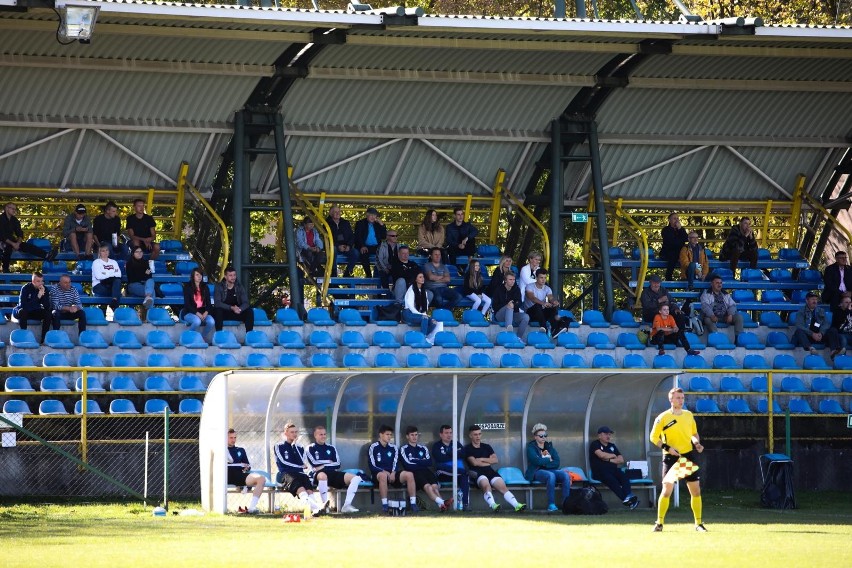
[
  {"xmin": 368, "ymin": 424, "xmax": 417, "ymax": 513},
  {"xmin": 306, "ymin": 425, "xmax": 362, "ymax": 513},
  {"xmin": 432, "ymin": 424, "xmax": 469, "ymax": 510},
  {"xmin": 273, "ymin": 421, "xmax": 326, "ymax": 515},
  {"xmin": 400, "ymin": 425, "xmax": 452, "ymax": 512}
]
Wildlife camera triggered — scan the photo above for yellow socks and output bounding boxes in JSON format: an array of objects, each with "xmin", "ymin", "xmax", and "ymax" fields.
[
  {"xmin": 691, "ymin": 495, "xmax": 703, "ymax": 525},
  {"xmin": 657, "ymin": 494, "xmax": 670, "ymax": 524}
]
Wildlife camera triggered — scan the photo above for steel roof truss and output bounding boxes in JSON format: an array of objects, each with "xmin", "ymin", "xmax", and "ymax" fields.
[
  {"xmin": 60, "ymin": 130, "xmax": 87, "ymax": 190},
  {"xmin": 723, "ymin": 145, "xmax": 791, "ymax": 200},
  {"xmin": 0, "ymin": 128, "xmax": 74, "ymax": 163},
  {"xmin": 383, "ymin": 138, "xmax": 413, "ymax": 195},
  {"xmin": 419, "ymin": 139, "xmax": 493, "ymax": 194},
  {"xmin": 93, "ymin": 129, "xmax": 176, "ymax": 186}
]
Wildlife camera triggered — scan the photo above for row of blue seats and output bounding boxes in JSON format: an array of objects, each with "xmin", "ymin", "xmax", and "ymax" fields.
[
  {"xmin": 693, "ymin": 397, "xmax": 851, "ymax": 415},
  {"xmin": 683, "ymin": 375, "xmax": 852, "ymax": 394},
  {"xmin": 612, "ymin": 246, "xmax": 810, "ymax": 266},
  {"xmin": 2, "ymin": 397, "xmax": 201, "ymax": 416},
  {"xmin": 5, "ymin": 375, "xmax": 206, "ymax": 393}
]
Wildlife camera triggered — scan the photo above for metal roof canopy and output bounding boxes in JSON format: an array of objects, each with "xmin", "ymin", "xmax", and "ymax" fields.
[{"xmin": 0, "ymin": 3, "xmax": 850, "ymax": 206}]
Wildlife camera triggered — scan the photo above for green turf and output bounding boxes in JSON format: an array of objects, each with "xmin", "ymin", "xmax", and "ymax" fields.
[{"xmin": 2, "ymin": 491, "xmax": 851, "ymax": 567}]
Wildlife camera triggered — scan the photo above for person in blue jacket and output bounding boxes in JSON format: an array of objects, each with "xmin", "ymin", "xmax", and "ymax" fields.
[
  {"xmin": 400, "ymin": 425, "xmax": 452, "ymax": 512},
  {"xmin": 525, "ymin": 422, "xmax": 570, "ymax": 512},
  {"xmin": 368, "ymin": 424, "xmax": 417, "ymax": 513},
  {"xmin": 432, "ymin": 424, "xmax": 469, "ymax": 510},
  {"xmin": 273, "ymin": 422, "xmax": 326, "ymax": 515}
]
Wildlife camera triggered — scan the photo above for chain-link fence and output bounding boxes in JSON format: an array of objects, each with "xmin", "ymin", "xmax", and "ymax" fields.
[{"xmin": 0, "ymin": 368, "xmax": 202, "ymax": 501}]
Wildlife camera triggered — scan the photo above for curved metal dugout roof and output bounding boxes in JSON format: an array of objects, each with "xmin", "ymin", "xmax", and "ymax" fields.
[{"xmin": 0, "ymin": 2, "xmax": 850, "ymax": 204}]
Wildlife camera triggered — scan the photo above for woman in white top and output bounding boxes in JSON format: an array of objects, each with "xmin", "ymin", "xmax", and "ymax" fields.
[
  {"xmin": 403, "ymin": 272, "xmax": 439, "ymax": 341},
  {"xmin": 518, "ymin": 250, "xmax": 542, "ymax": 291},
  {"xmin": 91, "ymin": 243, "xmax": 122, "ymax": 310}
]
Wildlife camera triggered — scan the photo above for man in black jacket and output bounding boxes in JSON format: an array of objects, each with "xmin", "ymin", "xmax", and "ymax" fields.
[
  {"xmin": 325, "ymin": 205, "xmax": 358, "ymax": 277},
  {"xmin": 353, "ymin": 207, "xmax": 386, "ymax": 278},
  {"xmin": 822, "ymin": 250, "xmax": 852, "ymax": 310},
  {"xmin": 445, "ymin": 207, "xmax": 478, "ymax": 267},
  {"xmin": 12, "ymin": 271, "xmax": 51, "ymax": 342},
  {"xmin": 213, "ymin": 267, "xmax": 253, "ymax": 332},
  {"xmin": 491, "ymin": 272, "xmax": 529, "ymax": 337},
  {"xmin": 0, "ymin": 202, "xmax": 55, "ymax": 273}
]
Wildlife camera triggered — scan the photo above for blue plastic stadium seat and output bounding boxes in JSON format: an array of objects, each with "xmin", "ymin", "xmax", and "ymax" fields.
[
  {"xmin": 276, "ymin": 330, "xmax": 306, "ymax": 349},
  {"xmin": 557, "ymin": 332, "xmax": 584, "ymax": 349},
  {"xmin": 780, "ymin": 376, "xmax": 808, "ymax": 393},
  {"xmin": 75, "ymin": 376, "xmax": 105, "ymax": 392},
  {"xmin": 159, "ymin": 239, "xmax": 185, "ymax": 252},
  {"xmin": 531, "ymin": 353, "xmax": 558, "ymax": 368},
  {"xmin": 622, "ymin": 354, "xmax": 648, "ymax": 368},
  {"xmin": 109, "ymin": 399, "xmax": 139, "ymax": 414},
  {"xmin": 652, "ymin": 354, "xmax": 677, "ymax": 369},
  {"xmin": 788, "ymin": 399, "xmax": 814, "ymax": 414},
  {"xmin": 743, "ymin": 354, "xmax": 768, "ymax": 369},
  {"xmin": 500, "ymin": 353, "xmax": 525, "ymax": 368},
  {"xmin": 434, "ymin": 330, "xmax": 463, "ymax": 348},
  {"xmin": 465, "ymin": 331, "xmax": 494, "ymax": 349},
  {"xmin": 438, "ymin": 353, "xmax": 465, "ymax": 368},
  {"xmin": 338, "ymin": 308, "xmax": 366, "ymax": 326},
  {"xmin": 810, "ymin": 376, "xmax": 839, "ymax": 393},
  {"xmin": 113, "ymin": 307, "xmax": 142, "ymax": 326},
  {"xmin": 210, "ymin": 330, "xmax": 239, "ymax": 349},
  {"xmin": 403, "ymin": 330, "xmax": 432, "ymax": 349},
  {"xmin": 277, "ymin": 353, "xmax": 303, "ymax": 367},
  {"xmin": 407, "ymin": 353, "xmax": 432, "ymax": 368},
  {"xmin": 8, "ymin": 353, "xmax": 36, "ymax": 367},
  {"xmin": 372, "ymin": 331, "xmax": 401, "ymax": 349},
  {"xmin": 708, "ymin": 332, "xmax": 736, "ymax": 350},
  {"xmin": 74, "ymin": 400, "xmax": 103, "ymax": 415},
  {"xmin": 757, "ymin": 398, "xmax": 783, "ymax": 413},
  {"xmin": 144, "ymin": 375, "xmax": 171, "ymax": 391},
  {"xmin": 761, "ymin": 290, "xmax": 787, "ymax": 303},
  {"xmin": 760, "ymin": 312, "xmax": 788, "ymax": 328},
  {"xmin": 682, "ymin": 353, "xmax": 708, "ymax": 369},
  {"xmin": 694, "ymin": 399, "xmax": 722, "ymax": 413},
  {"xmin": 587, "ymin": 332, "xmax": 615, "ymax": 349},
  {"xmin": 561, "ymin": 354, "xmax": 587, "ymax": 368},
  {"xmin": 431, "ymin": 308, "xmax": 460, "ymax": 328},
  {"xmin": 343, "ymin": 353, "xmax": 369, "ymax": 368},
  {"xmin": 751, "ymin": 375, "xmax": 769, "ymax": 392},
  {"xmin": 178, "ymin": 399, "xmax": 203, "ymax": 414},
  {"xmin": 174, "ymin": 260, "xmax": 199, "ymax": 275},
  {"xmin": 740, "ymin": 268, "xmax": 765, "ymax": 282},
  {"xmin": 309, "ymin": 330, "xmax": 339, "ymax": 349},
  {"xmin": 44, "ymin": 329, "xmax": 74, "ymax": 349},
  {"xmin": 592, "ymin": 354, "xmax": 617, "ymax": 368},
  {"xmin": 713, "ymin": 354, "xmax": 739, "ymax": 369},
  {"xmin": 611, "ymin": 309, "xmax": 639, "ymax": 328},
  {"xmin": 525, "ymin": 331, "xmax": 553, "ymax": 349},
  {"xmin": 726, "ymin": 399, "xmax": 753, "ymax": 413},
  {"xmin": 461, "ymin": 310, "xmax": 489, "ymax": 327},
  {"xmin": 798, "ymin": 269, "xmax": 822, "ymax": 283},
  {"xmin": 469, "ymin": 352, "xmax": 495, "ymax": 368},
  {"xmin": 251, "ymin": 307, "xmax": 272, "ymax": 327},
  {"xmin": 179, "ymin": 353, "xmax": 205, "ymax": 368},
  {"xmin": 5, "ymin": 376, "xmax": 34, "ymax": 392},
  {"xmin": 145, "ymin": 330, "xmax": 175, "ymax": 349},
  {"xmin": 214, "ymin": 353, "xmax": 240, "ymax": 368},
  {"xmin": 719, "ymin": 376, "xmax": 747, "ymax": 392},
  {"xmin": 737, "ymin": 332, "xmax": 764, "ymax": 350},
  {"xmin": 496, "ymin": 467, "xmax": 530, "ymax": 486},
  {"xmin": 245, "ymin": 353, "xmax": 273, "ymax": 368},
  {"xmin": 766, "ymin": 331, "xmax": 794, "ymax": 350},
  {"xmin": 375, "ymin": 352, "xmax": 401, "ymax": 368},
  {"xmin": 146, "ymin": 307, "xmax": 176, "ymax": 326},
  {"xmin": 110, "ymin": 329, "xmax": 141, "ymax": 350},
  {"xmin": 244, "ymin": 330, "xmax": 273, "ymax": 349},
  {"xmin": 275, "ymin": 308, "xmax": 304, "ymax": 326},
  {"xmin": 617, "ymin": 332, "xmax": 646, "ymax": 350},
  {"xmin": 10, "ymin": 329, "xmax": 39, "ymax": 348},
  {"xmin": 41, "ymin": 260, "xmax": 67, "ymax": 273},
  {"xmin": 112, "ymin": 352, "xmax": 139, "ymax": 367},
  {"xmin": 144, "ymin": 399, "xmax": 172, "ymax": 414},
  {"xmin": 179, "ymin": 330, "xmax": 208, "ymax": 349},
  {"xmin": 496, "ymin": 331, "xmax": 525, "ymax": 349},
  {"xmin": 836, "ymin": 355, "xmax": 852, "ymax": 370},
  {"xmin": 158, "ymin": 283, "xmax": 183, "ymax": 297},
  {"xmin": 311, "ymin": 353, "xmax": 338, "ymax": 368},
  {"xmin": 177, "ymin": 376, "xmax": 205, "ymax": 392},
  {"xmin": 78, "ymin": 330, "xmax": 108, "ymax": 349},
  {"xmin": 78, "ymin": 352, "xmax": 105, "ymax": 368},
  {"xmin": 4, "ymin": 399, "xmax": 33, "ymax": 414},
  {"xmin": 40, "ymin": 376, "xmax": 70, "ymax": 392},
  {"xmin": 818, "ymin": 399, "xmax": 844, "ymax": 414},
  {"xmin": 43, "ymin": 352, "xmax": 71, "ymax": 367},
  {"xmin": 803, "ymin": 354, "xmax": 830, "ymax": 371},
  {"xmin": 769, "ymin": 268, "xmax": 793, "ymax": 282},
  {"xmin": 39, "ymin": 399, "xmax": 68, "ymax": 415},
  {"xmin": 773, "ymin": 354, "xmax": 799, "ymax": 370},
  {"xmin": 110, "ymin": 376, "xmax": 139, "ymax": 392},
  {"xmin": 307, "ymin": 308, "xmax": 335, "ymax": 326},
  {"xmin": 147, "ymin": 353, "xmax": 172, "ymax": 367},
  {"xmin": 340, "ymin": 330, "xmax": 369, "ymax": 349},
  {"xmin": 689, "ymin": 376, "xmax": 715, "ymax": 392},
  {"xmin": 582, "ymin": 310, "xmax": 609, "ymax": 328}
]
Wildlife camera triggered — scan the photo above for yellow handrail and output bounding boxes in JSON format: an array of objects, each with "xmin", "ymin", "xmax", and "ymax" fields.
[
  {"xmin": 798, "ymin": 177, "xmax": 852, "ymax": 252},
  {"xmin": 605, "ymin": 198, "xmax": 650, "ymax": 304},
  {"xmin": 184, "ymin": 179, "xmax": 229, "ymax": 281},
  {"xmin": 499, "ymin": 170, "xmax": 550, "ymax": 269}
]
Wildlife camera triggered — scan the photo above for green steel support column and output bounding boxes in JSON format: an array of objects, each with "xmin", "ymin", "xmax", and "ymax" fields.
[
  {"xmin": 163, "ymin": 407, "xmax": 170, "ymax": 511},
  {"xmin": 273, "ymin": 113, "xmax": 303, "ymax": 312},
  {"xmin": 232, "ymin": 111, "xmax": 245, "ymax": 280},
  {"xmin": 550, "ymin": 119, "xmax": 563, "ymax": 294},
  {"xmin": 587, "ymin": 119, "xmax": 614, "ymax": 319}
]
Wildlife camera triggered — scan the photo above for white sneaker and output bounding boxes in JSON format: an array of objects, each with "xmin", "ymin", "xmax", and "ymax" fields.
[
  {"xmin": 143, "ymin": 296, "xmax": 154, "ymax": 309},
  {"xmin": 340, "ymin": 504, "xmax": 360, "ymax": 514},
  {"xmin": 506, "ymin": 324, "xmax": 513, "ymax": 332}
]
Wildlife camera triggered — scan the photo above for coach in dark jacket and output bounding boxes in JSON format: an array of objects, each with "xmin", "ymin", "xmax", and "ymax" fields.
[{"xmin": 822, "ymin": 250, "xmax": 852, "ymax": 310}]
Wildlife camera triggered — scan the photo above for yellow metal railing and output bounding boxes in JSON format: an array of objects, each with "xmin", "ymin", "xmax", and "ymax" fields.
[
  {"xmin": 183, "ymin": 178, "xmax": 230, "ymax": 281},
  {"xmin": 499, "ymin": 170, "xmax": 551, "ymax": 269},
  {"xmin": 796, "ymin": 174, "xmax": 852, "ymax": 257}
]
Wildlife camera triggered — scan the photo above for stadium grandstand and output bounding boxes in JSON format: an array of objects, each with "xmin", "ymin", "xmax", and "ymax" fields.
[{"xmin": 0, "ymin": 0, "xmax": 851, "ymax": 510}]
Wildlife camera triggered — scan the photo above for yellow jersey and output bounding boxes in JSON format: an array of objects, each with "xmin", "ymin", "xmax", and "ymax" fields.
[{"xmin": 649, "ymin": 409, "xmax": 698, "ymax": 454}]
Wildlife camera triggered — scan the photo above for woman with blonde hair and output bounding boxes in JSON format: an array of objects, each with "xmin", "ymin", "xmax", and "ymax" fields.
[
  {"xmin": 488, "ymin": 254, "xmax": 514, "ymax": 295},
  {"xmin": 524, "ymin": 423, "xmax": 570, "ymax": 512}
]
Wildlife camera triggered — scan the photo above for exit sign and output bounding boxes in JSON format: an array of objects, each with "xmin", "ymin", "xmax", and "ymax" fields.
[
  {"xmin": 571, "ymin": 212, "xmax": 588, "ymax": 223},
  {"xmin": 848, "ymin": 414, "xmax": 852, "ymax": 428}
]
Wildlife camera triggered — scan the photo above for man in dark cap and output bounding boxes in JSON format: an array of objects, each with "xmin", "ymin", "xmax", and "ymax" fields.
[
  {"xmin": 639, "ymin": 274, "xmax": 685, "ymax": 328},
  {"xmin": 62, "ymin": 204, "xmax": 94, "ymax": 259},
  {"xmin": 353, "ymin": 206, "xmax": 386, "ymax": 278},
  {"xmin": 589, "ymin": 426, "xmax": 639, "ymax": 509}
]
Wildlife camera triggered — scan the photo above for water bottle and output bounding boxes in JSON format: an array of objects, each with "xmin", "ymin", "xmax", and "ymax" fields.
[{"xmin": 456, "ymin": 488, "xmax": 463, "ymax": 511}]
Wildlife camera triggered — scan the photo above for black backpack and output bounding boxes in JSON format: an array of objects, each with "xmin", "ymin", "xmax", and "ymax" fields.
[{"xmin": 562, "ymin": 486, "xmax": 608, "ymax": 515}]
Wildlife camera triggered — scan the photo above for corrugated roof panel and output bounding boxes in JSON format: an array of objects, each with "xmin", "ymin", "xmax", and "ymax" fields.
[
  {"xmin": 700, "ymin": 146, "xmax": 829, "ymax": 197},
  {"xmin": 0, "ymin": 127, "xmax": 77, "ymax": 187},
  {"xmin": 0, "ymin": 68, "xmax": 256, "ymax": 123},
  {"xmin": 283, "ymin": 79, "xmax": 577, "ymax": 131},
  {"xmin": 598, "ymin": 88, "xmax": 852, "ymax": 138},
  {"xmin": 634, "ymin": 54, "xmax": 852, "ymax": 82},
  {"xmin": 598, "ymin": 144, "xmax": 709, "ymax": 200}
]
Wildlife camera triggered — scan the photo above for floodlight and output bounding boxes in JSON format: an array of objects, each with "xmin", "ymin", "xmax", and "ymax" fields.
[{"xmin": 56, "ymin": 2, "xmax": 100, "ymax": 43}]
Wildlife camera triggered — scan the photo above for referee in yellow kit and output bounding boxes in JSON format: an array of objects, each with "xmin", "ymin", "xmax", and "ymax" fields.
[{"xmin": 649, "ymin": 387, "xmax": 708, "ymax": 532}]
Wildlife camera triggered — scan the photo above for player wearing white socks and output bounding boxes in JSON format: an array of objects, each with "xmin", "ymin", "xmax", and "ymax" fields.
[
  {"xmin": 307, "ymin": 425, "xmax": 362, "ymax": 513},
  {"xmin": 274, "ymin": 422, "xmax": 328, "ymax": 515},
  {"xmin": 227, "ymin": 429, "xmax": 267, "ymax": 514},
  {"xmin": 464, "ymin": 425, "xmax": 526, "ymax": 512}
]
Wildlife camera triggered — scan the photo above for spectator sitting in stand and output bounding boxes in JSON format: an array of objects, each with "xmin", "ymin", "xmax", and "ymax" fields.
[
  {"xmin": 91, "ymin": 243, "xmax": 122, "ymax": 311},
  {"xmin": 488, "ymin": 255, "xmax": 514, "ymax": 296},
  {"xmin": 679, "ymin": 231, "xmax": 710, "ymax": 290},
  {"xmin": 524, "ymin": 268, "xmax": 567, "ymax": 338},
  {"xmin": 640, "ymin": 274, "xmax": 687, "ymax": 330},
  {"xmin": 61, "ymin": 204, "xmax": 94, "ymax": 260},
  {"xmin": 353, "ymin": 207, "xmax": 386, "ymax": 278},
  {"xmin": 125, "ymin": 245, "xmax": 155, "ymax": 310},
  {"xmin": 295, "ymin": 217, "xmax": 326, "ymax": 277},
  {"xmin": 213, "ymin": 266, "xmax": 254, "ymax": 332},
  {"xmin": 652, "ymin": 304, "xmax": 699, "ymax": 356},
  {"xmin": 830, "ymin": 292, "xmax": 852, "ymax": 358},
  {"xmin": 0, "ymin": 202, "xmax": 56, "ymax": 273},
  {"xmin": 699, "ymin": 275, "xmax": 744, "ymax": 334},
  {"xmin": 325, "ymin": 205, "xmax": 358, "ymax": 277},
  {"xmin": 375, "ymin": 229, "xmax": 400, "ymax": 290},
  {"xmin": 12, "ymin": 271, "xmax": 51, "ymax": 343},
  {"xmin": 403, "ymin": 272, "xmax": 439, "ymax": 343},
  {"xmin": 660, "ymin": 212, "xmax": 688, "ymax": 281},
  {"xmin": 93, "ymin": 200, "xmax": 127, "ymax": 260},
  {"xmin": 463, "ymin": 259, "xmax": 492, "ymax": 316},
  {"xmin": 51, "ymin": 273, "xmax": 86, "ymax": 334},
  {"xmin": 422, "ymin": 247, "xmax": 461, "ymax": 309},
  {"xmin": 181, "ymin": 267, "xmax": 215, "ymax": 343},
  {"xmin": 720, "ymin": 216, "xmax": 758, "ymax": 273},
  {"xmin": 791, "ymin": 291, "xmax": 840, "ymax": 356},
  {"xmin": 518, "ymin": 251, "xmax": 542, "ymax": 291},
  {"xmin": 417, "ymin": 209, "xmax": 445, "ymax": 260},
  {"xmin": 126, "ymin": 198, "xmax": 160, "ymax": 260},
  {"xmin": 445, "ymin": 207, "xmax": 478, "ymax": 271},
  {"xmin": 491, "ymin": 272, "xmax": 529, "ymax": 337},
  {"xmin": 390, "ymin": 245, "xmax": 421, "ymax": 304},
  {"xmin": 822, "ymin": 250, "xmax": 852, "ymax": 311}
]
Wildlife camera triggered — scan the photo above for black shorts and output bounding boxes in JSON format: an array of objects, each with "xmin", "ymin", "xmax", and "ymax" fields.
[
  {"xmin": 317, "ymin": 469, "xmax": 349, "ymax": 489},
  {"xmin": 662, "ymin": 450, "xmax": 701, "ymax": 483},
  {"xmin": 228, "ymin": 467, "xmax": 249, "ymax": 487},
  {"xmin": 411, "ymin": 469, "xmax": 438, "ymax": 490},
  {"xmin": 277, "ymin": 471, "xmax": 314, "ymax": 495},
  {"xmin": 375, "ymin": 470, "xmax": 404, "ymax": 488},
  {"xmin": 470, "ymin": 467, "xmax": 500, "ymax": 483}
]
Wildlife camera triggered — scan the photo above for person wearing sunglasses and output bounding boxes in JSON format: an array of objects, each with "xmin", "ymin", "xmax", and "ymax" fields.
[{"xmin": 524, "ymin": 423, "xmax": 570, "ymax": 512}]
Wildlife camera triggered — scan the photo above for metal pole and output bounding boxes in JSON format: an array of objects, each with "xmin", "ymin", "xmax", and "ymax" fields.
[
  {"xmin": 232, "ymin": 110, "xmax": 245, "ymax": 280},
  {"xmin": 550, "ymin": 119, "xmax": 563, "ymax": 294},
  {"xmin": 587, "ymin": 119, "xmax": 614, "ymax": 319},
  {"xmin": 163, "ymin": 407, "xmax": 170, "ymax": 511},
  {"xmin": 144, "ymin": 431, "xmax": 149, "ymax": 507},
  {"xmin": 452, "ymin": 373, "xmax": 458, "ymax": 509},
  {"xmin": 273, "ymin": 112, "xmax": 303, "ymax": 313}
]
